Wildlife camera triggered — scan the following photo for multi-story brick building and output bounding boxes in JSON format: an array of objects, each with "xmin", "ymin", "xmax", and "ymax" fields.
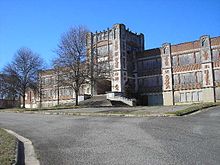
[
  {"xmin": 27, "ymin": 24, "xmax": 220, "ymax": 107},
  {"xmin": 161, "ymin": 35, "xmax": 220, "ymax": 105},
  {"xmin": 134, "ymin": 35, "xmax": 220, "ymax": 105}
]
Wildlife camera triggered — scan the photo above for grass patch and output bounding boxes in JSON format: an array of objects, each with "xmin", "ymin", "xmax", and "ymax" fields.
[
  {"xmin": 167, "ymin": 102, "xmax": 219, "ymax": 116},
  {"xmin": 0, "ymin": 128, "xmax": 16, "ymax": 165},
  {"xmin": 2, "ymin": 104, "xmax": 80, "ymax": 112}
]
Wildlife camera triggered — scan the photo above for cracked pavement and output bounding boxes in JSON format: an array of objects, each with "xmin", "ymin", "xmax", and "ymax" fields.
[{"xmin": 0, "ymin": 106, "xmax": 220, "ymax": 165}]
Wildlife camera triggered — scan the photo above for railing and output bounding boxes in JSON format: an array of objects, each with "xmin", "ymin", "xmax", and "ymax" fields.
[{"xmin": 106, "ymin": 92, "xmax": 136, "ymax": 106}]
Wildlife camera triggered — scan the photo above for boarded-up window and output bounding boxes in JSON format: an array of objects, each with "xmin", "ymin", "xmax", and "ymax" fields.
[
  {"xmin": 179, "ymin": 72, "xmax": 196, "ymax": 84},
  {"xmin": 214, "ymin": 70, "xmax": 220, "ymax": 82},
  {"xmin": 186, "ymin": 92, "xmax": 191, "ymax": 102},
  {"xmin": 195, "ymin": 52, "xmax": 201, "ymax": 64},
  {"xmin": 198, "ymin": 91, "xmax": 202, "ymax": 101},
  {"xmin": 196, "ymin": 72, "xmax": 202, "ymax": 83},
  {"xmin": 215, "ymin": 87, "xmax": 220, "ymax": 100},
  {"xmin": 179, "ymin": 54, "xmax": 194, "ymax": 65},
  {"xmin": 174, "ymin": 93, "xmax": 180, "ymax": 103},
  {"xmin": 174, "ymin": 74, "xmax": 179, "ymax": 85},
  {"xmin": 188, "ymin": 53, "xmax": 194, "ymax": 64},
  {"xmin": 180, "ymin": 93, "xmax": 185, "ymax": 102},
  {"xmin": 97, "ymin": 46, "xmax": 108, "ymax": 56},
  {"xmin": 192, "ymin": 92, "xmax": 198, "ymax": 102},
  {"xmin": 189, "ymin": 73, "xmax": 196, "ymax": 83},
  {"xmin": 212, "ymin": 49, "xmax": 220, "ymax": 61},
  {"xmin": 174, "ymin": 94, "xmax": 180, "ymax": 103},
  {"xmin": 180, "ymin": 74, "xmax": 185, "ymax": 84},
  {"xmin": 172, "ymin": 56, "xmax": 178, "ymax": 66}
]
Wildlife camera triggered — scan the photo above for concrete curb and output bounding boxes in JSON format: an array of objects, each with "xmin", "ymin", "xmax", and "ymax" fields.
[
  {"xmin": 3, "ymin": 129, "xmax": 40, "ymax": 165},
  {"xmin": 20, "ymin": 111, "xmax": 176, "ymax": 117}
]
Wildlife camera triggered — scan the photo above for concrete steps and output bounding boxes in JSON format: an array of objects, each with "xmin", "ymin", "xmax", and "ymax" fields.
[
  {"xmin": 79, "ymin": 95, "xmax": 112, "ymax": 107},
  {"xmin": 79, "ymin": 95, "xmax": 131, "ymax": 107}
]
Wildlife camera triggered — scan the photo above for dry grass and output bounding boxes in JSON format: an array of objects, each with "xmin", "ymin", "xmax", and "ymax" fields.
[
  {"xmin": 0, "ymin": 128, "xmax": 16, "ymax": 165},
  {"xmin": 166, "ymin": 103, "xmax": 219, "ymax": 116}
]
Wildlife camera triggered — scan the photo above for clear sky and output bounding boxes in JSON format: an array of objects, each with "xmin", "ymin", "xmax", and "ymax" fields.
[{"xmin": 0, "ymin": 0, "xmax": 220, "ymax": 70}]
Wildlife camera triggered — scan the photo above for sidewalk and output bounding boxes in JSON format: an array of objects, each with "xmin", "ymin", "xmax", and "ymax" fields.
[{"xmin": 24, "ymin": 105, "xmax": 190, "ymax": 117}]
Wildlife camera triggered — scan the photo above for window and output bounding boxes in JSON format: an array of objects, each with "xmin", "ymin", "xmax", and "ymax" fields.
[
  {"xmin": 138, "ymin": 79, "xmax": 143, "ymax": 87},
  {"xmin": 122, "ymin": 58, "xmax": 126, "ymax": 69},
  {"xmin": 122, "ymin": 42, "xmax": 126, "ymax": 50},
  {"xmin": 174, "ymin": 93, "xmax": 180, "ymax": 103},
  {"xmin": 172, "ymin": 56, "xmax": 178, "ymax": 66},
  {"xmin": 212, "ymin": 49, "xmax": 220, "ymax": 61},
  {"xmin": 192, "ymin": 92, "xmax": 198, "ymax": 102},
  {"xmin": 188, "ymin": 53, "xmax": 194, "ymax": 64},
  {"xmin": 198, "ymin": 91, "xmax": 202, "ymax": 101},
  {"xmin": 214, "ymin": 70, "xmax": 220, "ymax": 82},
  {"xmin": 180, "ymin": 93, "xmax": 185, "ymax": 102},
  {"xmin": 195, "ymin": 52, "xmax": 201, "ymax": 64},
  {"xmin": 179, "ymin": 54, "xmax": 185, "ymax": 65},
  {"xmin": 97, "ymin": 46, "xmax": 108, "ymax": 56},
  {"xmin": 174, "ymin": 74, "xmax": 179, "ymax": 85},
  {"xmin": 179, "ymin": 54, "xmax": 194, "ymax": 65},
  {"xmin": 156, "ymin": 59, "xmax": 162, "ymax": 68},
  {"xmin": 179, "ymin": 72, "xmax": 196, "ymax": 85},
  {"xmin": 196, "ymin": 72, "xmax": 202, "ymax": 83},
  {"xmin": 158, "ymin": 76, "xmax": 162, "ymax": 86},
  {"xmin": 186, "ymin": 92, "xmax": 191, "ymax": 102},
  {"xmin": 180, "ymin": 74, "xmax": 185, "ymax": 84}
]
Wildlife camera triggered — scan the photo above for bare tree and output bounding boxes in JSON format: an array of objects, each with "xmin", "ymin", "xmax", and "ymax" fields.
[
  {"xmin": 3, "ymin": 47, "xmax": 44, "ymax": 108},
  {"xmin": 53, "ymin": 26, "xmax": 89, "ymax": 106},
  {"xmin": 0, "ymin": 73, "xmax": 18, "ymax": 100}
]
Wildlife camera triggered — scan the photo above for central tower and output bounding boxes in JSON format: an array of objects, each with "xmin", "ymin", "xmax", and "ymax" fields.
[{"xmin": 87, "ymin": 24, "xmax": 144, "ymax": 95}]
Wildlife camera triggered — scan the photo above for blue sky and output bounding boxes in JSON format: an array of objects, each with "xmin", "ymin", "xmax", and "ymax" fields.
[{"xmin": 0, "ymin": 0, "xmax": 220, "ymax": 70}]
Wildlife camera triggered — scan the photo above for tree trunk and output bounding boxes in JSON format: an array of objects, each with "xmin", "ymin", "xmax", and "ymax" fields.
[
  {"xmin": 22, "ymin": 94, "xmax": 25, "ymax": 108},
  {"xmin": 75, "ymin": 91, "xmax": 78, "ymax": 106},
  {"xmin": 57, "ymin": 86, "xmax": 60, "ymax": 105}
]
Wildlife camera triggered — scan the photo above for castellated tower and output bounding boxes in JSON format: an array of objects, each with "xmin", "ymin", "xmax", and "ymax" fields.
[{"xmin": 86, "ymin": 24, "xmax": 144, "ymax": 95}]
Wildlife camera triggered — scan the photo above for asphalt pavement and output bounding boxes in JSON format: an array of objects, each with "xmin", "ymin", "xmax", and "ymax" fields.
[{"xmin": 0, "ymin": 106, "xmax": 219, "ymax": 165}]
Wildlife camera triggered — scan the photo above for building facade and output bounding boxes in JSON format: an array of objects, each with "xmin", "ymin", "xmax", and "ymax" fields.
[
  {"xmin": 26, "ymin": 24, "xmax": 220, "ymax": 107},
  {"xmin": 87, "ymin": 24, "xmax": 220, "ymax": 105},
  {"xmin": 161, "ymin": 35, "xmax": 220, "ymax": 105}
]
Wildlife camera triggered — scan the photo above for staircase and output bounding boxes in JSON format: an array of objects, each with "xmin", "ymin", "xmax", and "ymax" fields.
[
  {"xmin": 79, "ymin": 94, "xmax": 136, "ymax": 107},
  {"xmin": 79, "ymin": 95, "xmax": 112, "ymax": 107}
]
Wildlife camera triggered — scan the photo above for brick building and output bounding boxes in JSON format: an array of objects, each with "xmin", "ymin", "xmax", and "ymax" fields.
[
  {"xmin": 27, "ymin": 24, "xmax": 220, "ymax": 107},
  {"xmin": 161, "ymin": 35, "xmax": 220, "ymax": 105},
  {"xmin": 87, "ymin": 24, "xmax": 220, "ymax": 105},
  {"xmin": 35, "ymin": 69, "xmax": 90, "ymax": 107}
]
